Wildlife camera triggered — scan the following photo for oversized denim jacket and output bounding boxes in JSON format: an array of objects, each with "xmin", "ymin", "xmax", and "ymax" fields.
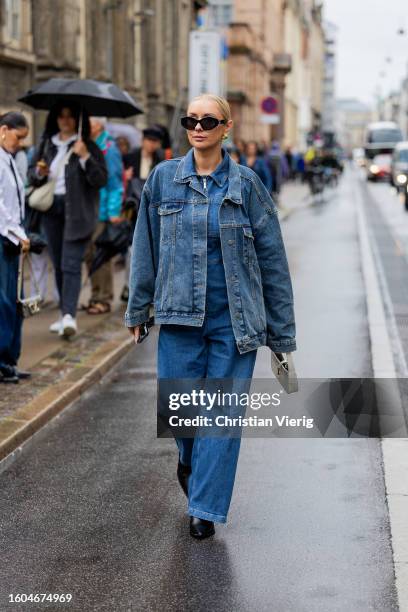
[{"xmin": 125, "ymin": 148, "xmax": 296, "ymax": 355}]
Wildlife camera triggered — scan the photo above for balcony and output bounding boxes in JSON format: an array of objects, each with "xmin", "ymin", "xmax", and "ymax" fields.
[
  {"xmin": 272, "ymin": 53, "xmax": 292, "ymax": 75},
  {"xmin": 227, "ymin": 23, "xmax": 255, "ymax": 56}
]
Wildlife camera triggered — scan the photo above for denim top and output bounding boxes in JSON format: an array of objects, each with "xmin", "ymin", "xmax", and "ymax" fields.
[{"xmin": 191, "ymin": 151, "xmax": 230, "ymax": 313}]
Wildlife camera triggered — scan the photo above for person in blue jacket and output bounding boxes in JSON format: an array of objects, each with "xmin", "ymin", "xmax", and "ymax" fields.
[
  {"xmin": 245, "ymin": 140, "xmax": 273, "ymax": 192},
  {"xmin": 86, "ymin": 117, "xmax": 124, "ymax": 314}
]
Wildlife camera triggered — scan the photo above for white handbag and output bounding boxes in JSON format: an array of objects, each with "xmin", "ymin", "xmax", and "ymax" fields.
[
  {"xmin": 17, "ymin": 253, "xmax": 42, "ymax": 318},
  {"xmin": 271, "ymin": 352, "xmax": 298, "ymax": 394},
  {"xmin": 28, "ymin": 148, "xmax": 74, "ymax": 212}
]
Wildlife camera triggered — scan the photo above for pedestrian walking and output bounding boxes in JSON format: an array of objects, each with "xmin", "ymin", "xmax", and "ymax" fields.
[
  {"xmin": 285, "ymin": 146, "xmax": 294, "ymax": 179},
  {"xmin": 234, "ymin": 138, "xmax": 247, "ymax": 164},
  {"xmin": 120, "ymin": 127, "xmax": 164, "ymax": 302},
  {"xmin": 28, "ymin": 102, "xmax": 107, "ymax": 338},
  {"xmin": 125, "ymin": 94, "xmax": 296, "ymax": 539},
  {"xmin": 84, "ymin": 117, "xmax": 124, "ymax": 315},
  {"xmin": 264, "ymin": 141, "xmax": 287, "ymax": 199},
  {"xmin": 245, "ymin": 141, "xmax": 273, "ymax": 192},
  {"xmin": 0, "ymin": 112, "xmax": 31, "ymax": 384}
]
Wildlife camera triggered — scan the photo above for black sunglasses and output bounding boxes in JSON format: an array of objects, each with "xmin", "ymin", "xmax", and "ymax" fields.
[{"xmin": 180, "ymin": 116, "xmax": 227, "ymax": 131}]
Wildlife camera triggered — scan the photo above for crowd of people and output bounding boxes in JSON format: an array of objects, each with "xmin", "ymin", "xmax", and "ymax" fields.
[
  {"xmin": 0, "ymin": 100, "xmax": 310, "ymax": 384},
  {"xmin": 226, "ymin": 139, "xmax": 306, "ymax": 199}
]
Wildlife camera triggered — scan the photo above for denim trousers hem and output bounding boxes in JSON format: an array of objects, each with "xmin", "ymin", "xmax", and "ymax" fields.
[{"xmin": 188, "ymin": 506, "xmax": 227, "ymax": 524}]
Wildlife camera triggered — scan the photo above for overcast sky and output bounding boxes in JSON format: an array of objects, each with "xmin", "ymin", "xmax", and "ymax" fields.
[{"xmin": 323, "ymin": 0, "xmax": 408, "ymax": 106}]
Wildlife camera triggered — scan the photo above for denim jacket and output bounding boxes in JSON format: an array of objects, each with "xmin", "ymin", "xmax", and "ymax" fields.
[{"xmin": 125, "ymin": 148, "xmax": 296, "ymax": 355}]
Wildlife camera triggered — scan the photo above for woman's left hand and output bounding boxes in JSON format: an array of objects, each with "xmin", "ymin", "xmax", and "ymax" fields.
[{"xmin": 73, "ymin": 139, "xmax": 89, "ymax": 159}]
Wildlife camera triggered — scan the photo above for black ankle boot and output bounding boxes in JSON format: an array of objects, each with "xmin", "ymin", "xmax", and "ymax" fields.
[
  {"xmin": 177, "ymin": 461, "xmax": 191, "ymax": 497},
  {"xmin": 190, "ymin": 516, "xmax": 215, "ymax": 539}
]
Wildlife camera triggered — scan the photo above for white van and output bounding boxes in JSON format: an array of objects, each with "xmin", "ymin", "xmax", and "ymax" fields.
[{"xmin": 364, "ymin": 121, "xmax": 403, "ymax": 160}]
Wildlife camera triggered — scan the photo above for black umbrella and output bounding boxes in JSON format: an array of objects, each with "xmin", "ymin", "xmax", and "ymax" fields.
[
  {"xmin": 18, "ymin": 78, "xmax": 143, "ymax": 118},
  {"xmin": 88, "ymin": 220, "xmax": 133, "ymax": 277}
]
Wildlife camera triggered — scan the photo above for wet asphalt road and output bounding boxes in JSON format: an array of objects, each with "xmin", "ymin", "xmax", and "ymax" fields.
[{"xmin": 0, "ymin": 167, "xmax": 400, "ymax": 612}]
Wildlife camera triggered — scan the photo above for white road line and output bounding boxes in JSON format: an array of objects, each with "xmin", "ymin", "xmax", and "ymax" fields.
[{"xmin": 355, "ymin": 172, "xmax": 408, "ymax": 612}]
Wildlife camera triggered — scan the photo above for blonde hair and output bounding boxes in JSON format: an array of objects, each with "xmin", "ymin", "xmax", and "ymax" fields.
[{"xmin": 189, "ymin": 94, "xmax": 232, "ymax": 122}]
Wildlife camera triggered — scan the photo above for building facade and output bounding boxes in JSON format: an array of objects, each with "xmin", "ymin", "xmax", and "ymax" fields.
[
  {"xmin": 1, "ymin": 0, "xmax": 204, "ymax": 144},
  {"xmin": 224, "ymin": 0, "xmax": 325, "ymax": 148},
  {"xmin": 336, "ymin": 98, "xmax": 373, "ymax": 154},
  {"xmin": 226, "ymin": 0, "xmax": 291, "ymax": 143},
  {"xmin": 321, "ymin": 20, "xmax": 337, "ymax": 141},
  {"xmin": 283, "ymin": 0, "xmax": 325, "ymax": 150},
  {"xmin": 0, "ymin": 0, "xmax": 36, "ymax": 138}
]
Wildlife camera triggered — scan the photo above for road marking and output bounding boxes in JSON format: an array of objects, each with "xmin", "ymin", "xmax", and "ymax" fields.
[{"xmin": 355, "ymin": 171, "xmax": 408, "ymax": 612}]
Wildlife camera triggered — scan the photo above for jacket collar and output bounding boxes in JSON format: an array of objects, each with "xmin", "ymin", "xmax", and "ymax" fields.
[{"xmin": 174, "ymin": 147, "xmax": 242, "ymax": 204}]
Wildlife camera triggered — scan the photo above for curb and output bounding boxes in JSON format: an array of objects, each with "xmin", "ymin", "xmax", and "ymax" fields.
[{"xmin": 0, "ymin": 336, "xmax": 134, "ymax": 462}]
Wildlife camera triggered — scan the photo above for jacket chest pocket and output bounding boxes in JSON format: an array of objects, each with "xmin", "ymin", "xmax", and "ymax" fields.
[
  {"xmin": 158, "ymin": 203, "xmax": 183, "ymax": 244},
  {"xmin": 242, "ymin": 225, "xmax": 256, "ymax": 266}
]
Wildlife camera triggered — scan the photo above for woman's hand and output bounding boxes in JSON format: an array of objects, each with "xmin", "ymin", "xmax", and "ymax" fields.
[
  {"xmin": 36, "ymin": 160, "xmax": 49, "ymax": 178},
  {"xmin": 124, "ymin": 167, "xmax": 134, "ymax": 181},
  {"xmin": 73, "ymin": 139, "xmax": 89, "ymax": 159},
  {"xmin": 20, "ymin": 238, "xmax": 30, "ymax": 253},
  {"xmin": 128, "ymin": 325, "xmax": 141, "ymax": 344}
]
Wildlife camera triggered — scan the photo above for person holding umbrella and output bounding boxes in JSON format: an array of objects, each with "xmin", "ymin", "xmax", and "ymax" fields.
[
  {"xmin": 125, "ymin": 94, "xmax": 296, "ymax": 539},
  {"xmin": 28, "ymin": 102, "xmax": 107, "ymax": 338}
]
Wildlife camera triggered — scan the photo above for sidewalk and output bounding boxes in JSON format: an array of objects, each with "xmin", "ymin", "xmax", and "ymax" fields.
[
  {"xmin": 278, "ymin": 179, "xmax": 311, "ymax": 221},
  {"xmin": 0, "ymin": 262, "xmax": 132, "ymax": 460}
]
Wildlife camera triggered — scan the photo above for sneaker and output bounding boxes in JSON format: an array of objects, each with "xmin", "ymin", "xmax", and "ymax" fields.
[
  {"xmin": 59, "ymin": 314, "xmax": 77, "ymax": 338},
  {"xmin": 49, "ymin": 319, "xmax": 63, "ymax": 334}
]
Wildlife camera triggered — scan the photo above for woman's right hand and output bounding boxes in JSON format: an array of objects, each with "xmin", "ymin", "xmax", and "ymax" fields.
[
  {"xmin": 128, "ymin": 325, "xmax": 141, "ymax": 344},
  {"xmin": 20, "ymin": 238, "xmax": 30, "ymax": 253},
  {"xmin": 36, "ymin": 161, "xmax": 49, "ymax": 178}
]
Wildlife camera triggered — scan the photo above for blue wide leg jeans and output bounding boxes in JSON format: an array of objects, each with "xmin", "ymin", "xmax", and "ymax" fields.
[{"xmin": 158, "ymin": 299, "xmax": 257, "ymax": 523}]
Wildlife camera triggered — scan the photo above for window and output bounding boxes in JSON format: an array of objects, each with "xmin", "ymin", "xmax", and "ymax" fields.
[
  {"xmin": 368, "ymin": 129, "xmax": 402, "ymax": 144},
  {"xmin": 397, "ymin": 149, "xmax": 408, "ymax": 162},
  {"xmin": 5, "ymin": 0, "xmax": 21, "ymax": 42},
  {"xmin": 210, "ymin": 1, "xmax": 233, "ymax": 27}
]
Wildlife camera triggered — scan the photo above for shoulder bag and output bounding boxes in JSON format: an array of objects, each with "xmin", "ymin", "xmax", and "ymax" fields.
[
  {"xmin": 28, "ymin": 148, "xmax": 74, "ymax": 212},
  {"xmin": 17, "ymin": 253, "xmax": 42, "ymax": 318}
]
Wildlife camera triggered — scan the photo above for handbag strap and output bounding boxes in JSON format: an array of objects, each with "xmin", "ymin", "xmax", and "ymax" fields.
[{"xmin": 52, "ymin": 146, "xmax": 74, "ymax": 180}]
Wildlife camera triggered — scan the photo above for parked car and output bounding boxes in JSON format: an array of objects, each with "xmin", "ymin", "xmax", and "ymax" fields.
[
  {"xmin": 391, "ymin": 142, "xmax": 408, "ymax": 210},
  {"xmin": 367, "ymin": 153, "xmax": 392, "ymax": 181},
  {"xmin": 391, "ymin": 142, "xmax": 408, "ymax": 187}
]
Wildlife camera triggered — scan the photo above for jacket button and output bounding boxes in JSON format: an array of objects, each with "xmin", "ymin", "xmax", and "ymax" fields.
[{"xmin": 228, "ymin": 240, "xmax": 234, "ymax": 245}]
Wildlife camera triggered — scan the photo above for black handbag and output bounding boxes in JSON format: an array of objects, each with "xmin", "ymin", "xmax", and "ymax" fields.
[
  {"xmin": 27, "ymin": 232, "xmax": 47, "ymax": 255},
  {"xmin": 123, "ymin": 177, "xmax": 145, "ymax": 227},
  {"xmin": 24, "ymin": 203, "xmax": 47, "ymax": 254},
  {"xmin": 95, "ymin": 220, "xmax": 133, "ymax": 251}
]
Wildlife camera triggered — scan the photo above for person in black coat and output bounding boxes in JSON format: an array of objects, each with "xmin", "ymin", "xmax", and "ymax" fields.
[
  {"xmin": 28, "ymin": 101, "xmax": 107, "ymax": 338},
  {"xmin": 123, "ymin": 126, "xmax": 164, "ymax": 181},
  {"xmin": 120, "ymin": 127, "xmax": 164, "ymax": 302}
]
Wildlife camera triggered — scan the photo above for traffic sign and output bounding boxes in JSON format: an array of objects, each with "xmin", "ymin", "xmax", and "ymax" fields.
[{"xmin": 261, "ymin": 96, "xmax": 279, "ymax": 114}]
